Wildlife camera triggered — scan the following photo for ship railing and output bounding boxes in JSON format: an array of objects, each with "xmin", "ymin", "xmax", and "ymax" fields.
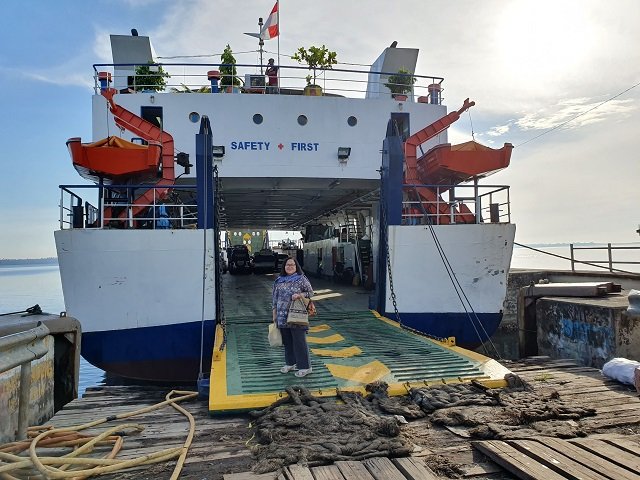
[
  {"xmin": 570, "ymin": 244, "xmax": 640, "ymax": 273},
  {"xmin": 401, "ymin": 183, "xmax": 511, "ymax": 225},
  {"xmin": 58, "ymin": 184, "xmax": 200, "ymax": 230},
  {"xmin": 92, "ymin": 62, "xmax": 445, "ymax": 103},
  {"xmin": 59, "ymin": 186, "xmax": 99, "ymax": 229}
]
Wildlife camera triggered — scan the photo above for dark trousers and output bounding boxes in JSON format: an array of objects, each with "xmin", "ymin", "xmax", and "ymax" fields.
[{"xmin": 280, "ymin": 327, "xmax": 310, "ymax": 370}]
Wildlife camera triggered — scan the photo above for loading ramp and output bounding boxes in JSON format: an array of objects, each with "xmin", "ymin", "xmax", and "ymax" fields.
[{"xmin": 208, "ymin": 310, "xmax": 511, "ymax": 414}]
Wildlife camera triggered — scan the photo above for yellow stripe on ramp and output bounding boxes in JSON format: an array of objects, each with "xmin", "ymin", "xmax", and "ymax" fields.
[
  {"xmin": 326, "ymin": 360, "xmax": 390, "ymax": 384},
  {"xmin": 309, "ymin": 324, "xmax": 331, "ymax": 333},
  {"xmin": 307, "ymin": 334, "xmax": 345, "ymax": 344},
  {"xmin": 310, "ymin": 346, "xmax": 362, "ymax": 358}
]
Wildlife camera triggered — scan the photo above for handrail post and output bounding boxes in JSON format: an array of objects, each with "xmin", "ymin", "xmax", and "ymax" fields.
[
  {"xmin": 436, "ymin": 187, "xmax": 440, "ymax": 225},
  {"xmin": 608, "ymin": 243, "xmax": 613, "ymax": 272},
  {"xmin": 474, "ymin": 177, "xmax": 480, "ymax": 224},
  {"xmin": 18, "ymin": 363, "xmax": 32, "ymax": 440},
  {"xmin": 570, "ymin": 244, "xmax": 575, "ymax": 272}
]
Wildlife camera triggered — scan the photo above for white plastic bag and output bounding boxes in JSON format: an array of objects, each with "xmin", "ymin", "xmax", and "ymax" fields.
[
  {"xmin": 601, "ymin": 357, "xmax": 640, "ymax": 385},
  {"xmin": 268, "ymin": 323, "xmax": 282, "ymax": 347}
]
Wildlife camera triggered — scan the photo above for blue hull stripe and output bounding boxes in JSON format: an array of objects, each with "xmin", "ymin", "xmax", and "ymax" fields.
[
  {"xmin": 385, "ymin": 312, "xmax": 502, "ymax": 348},
  {"xmin": 82, "ymin": 320, "xmax": 216, "ymax": 382}
]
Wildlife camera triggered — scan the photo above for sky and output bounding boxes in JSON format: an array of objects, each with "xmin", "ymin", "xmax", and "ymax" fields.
[{"xmin": 0, "ymin": 0, "xmax": 639, "ymax": 258}]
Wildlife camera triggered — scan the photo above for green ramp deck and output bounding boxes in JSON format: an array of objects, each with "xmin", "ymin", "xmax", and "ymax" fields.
[{"xmin": 208, "ymin": 310, "xmax": 510, "ymax": 414}]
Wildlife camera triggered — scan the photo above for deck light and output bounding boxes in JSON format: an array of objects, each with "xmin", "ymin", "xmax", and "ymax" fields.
[
  {"xmin": 212, "ymin": 145, "xmax": 226, "ymax": 160},
  {"xmin": 337, "ymin": 147, "xmax": 351, "ymax": 163}
]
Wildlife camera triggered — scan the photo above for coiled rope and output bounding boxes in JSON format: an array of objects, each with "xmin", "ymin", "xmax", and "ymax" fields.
[{"xmin": 0, "ymin": 390, "xmax": 197, "ymax": 479}]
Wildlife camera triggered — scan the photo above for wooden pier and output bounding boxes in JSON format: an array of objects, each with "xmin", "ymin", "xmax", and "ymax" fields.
[{"xmin": 15, "ymin": 357, "xmax": 640, "ymax": 479}]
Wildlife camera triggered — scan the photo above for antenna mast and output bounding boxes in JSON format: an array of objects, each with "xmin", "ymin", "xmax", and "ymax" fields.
[{"xmin": 258, "ymin": 17, "xmax": 264, "ymax": 74}]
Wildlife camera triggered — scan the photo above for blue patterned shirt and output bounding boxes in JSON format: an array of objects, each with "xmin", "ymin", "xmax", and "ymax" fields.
[{"xmin": 272, "ymin": 273, "xmax": 314, "ymax": 328}]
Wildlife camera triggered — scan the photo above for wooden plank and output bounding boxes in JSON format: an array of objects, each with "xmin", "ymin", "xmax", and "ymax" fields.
[
  {"xmin": 310, "ymin": 464, "xmax": 345, "ymax": 480},
  {"xmin": 570, "ymin": 439, "xmax": 640, "ymax": 473},
  {"xmin": 606, "ymin": 438, "xmax": 640, "ymax": 456},
  {"xmin": 459, "ymin": 462, "xmax": 504, "ymax": 476},
  {"xmin": 473, "ymin": 440, "xmax": 567, "ymax": 480},
  {"xmin": 285, "ymin": 464, "xmax": 314, "ymax": 480},
  {"xmin": 541, "ymin": 437, "xmax": 640, "ymax": 480},
  {"xmin": 580, "ymin": 414, "xmax": 640, "ymax": 429},
  {"xmin": 510, "ymin": 439, "xmax": 611, "ymax": 480},
  {"xmin": 334, "ymin": 460, "xmax": 376, "ymax": 480},
  {"xmin": 392, "ymin": 457, "xmax": 440, "ymax": 480},
  {"xmin": 559, "ymin": 385, "xmax": 635, "ymax": 396},
  {"xmin": 224, "ymin": 473, "xmax": 278, "ymax": 480},
  {"xmin": 588, "ymin": 397, "xmax": 640, "ymax": 408},
  {"xmin": 596, "ymin": 403, "xmax": 640, "ymax": 414},
  {"xmin": 362, "ymin": 457, "xmax": 407, "ymax": 480}
]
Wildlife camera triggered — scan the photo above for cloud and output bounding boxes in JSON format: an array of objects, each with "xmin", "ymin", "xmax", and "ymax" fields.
[
  {"xmin": 487, "ymin": 124, "xmax": 510, "ymax": 137},
  {"xmin": 0, "ymin": 66, "xmax": 92, "ymax": 89},
  {"xmin": 515, "ymin": 98, "xmax": 636, "ymax": 131}
]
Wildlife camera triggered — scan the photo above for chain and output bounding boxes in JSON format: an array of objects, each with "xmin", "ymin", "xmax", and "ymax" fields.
[
  {"xmin": 213, "ymin": 165, "xmax": 227, "ymax": 351},
  {"xmin": 379, "ymin": 193, "xmax": 402, "ymax": 325}
]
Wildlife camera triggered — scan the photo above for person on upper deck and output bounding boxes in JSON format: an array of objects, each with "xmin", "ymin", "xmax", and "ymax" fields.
[
  {"xmin": 265, "ymin": 58, "xmax": 279, "ymax": 94},
  {"xmin": 272, "ymin": 256, "xmax": 314, "ymax": 377}
]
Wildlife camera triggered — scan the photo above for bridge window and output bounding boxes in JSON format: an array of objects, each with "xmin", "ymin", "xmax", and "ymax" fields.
[
  {"xmin": 347, "ymin": 116, "xmax": 357, "ymax": 127},
  {"xmin": 253, "ymin": 113, "xmax": 263, "ymax": 125},
  {"xmin": 297, "ymin": 115, "xmax": 308, "ymax": 126}
]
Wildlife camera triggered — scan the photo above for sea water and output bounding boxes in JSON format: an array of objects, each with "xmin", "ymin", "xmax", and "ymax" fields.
[
  {"xmin": 0, "ymin": 264, "xmax": 105, "ymax": 395},
  {"xmin": 1, "ymin": 245, "xmax": 638, "ymax": 394}
]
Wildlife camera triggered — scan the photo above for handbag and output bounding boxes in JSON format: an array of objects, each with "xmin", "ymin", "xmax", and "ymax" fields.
[
  {"xmin": 268, "ymin": 323, "xmax": 282, "ymax": 347},
  {"xmin": 286, "ymin": 298, "xmax": 309, "ymax": 326}
]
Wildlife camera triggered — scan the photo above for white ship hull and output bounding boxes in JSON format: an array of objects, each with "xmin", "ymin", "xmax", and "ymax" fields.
[{"xmin": 55, "ymin": 229, "xmax": 216, "ymax": 381}]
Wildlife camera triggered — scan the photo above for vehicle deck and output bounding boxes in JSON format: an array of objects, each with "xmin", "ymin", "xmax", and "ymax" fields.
[
  {"xmin": 31, "ymin": 357, "xmax": 640, "ymax": 479},
  {"xmin": 211, "ymin": 272, "xmax": 510, "ymax": 413}
]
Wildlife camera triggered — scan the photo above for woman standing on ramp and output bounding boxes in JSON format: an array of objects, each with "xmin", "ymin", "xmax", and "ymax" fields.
[{"xmin": 272, "ymin": 257, "xmax": 314, "ymax": 377}]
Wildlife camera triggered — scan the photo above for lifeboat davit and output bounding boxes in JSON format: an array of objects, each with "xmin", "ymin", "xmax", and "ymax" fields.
[
  {"xmin": 416, "ymin": 140, "xmax": 513, "ymax": 186},
  {"xmin": 67, "ymin": 136, "xmax": 162, "ymax": 184}
]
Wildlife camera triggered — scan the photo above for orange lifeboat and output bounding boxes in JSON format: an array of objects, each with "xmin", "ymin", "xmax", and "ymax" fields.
[
  {"xmin": 416, "ymin": 140, "xmax": 513, "ymax": 186},
  {"xmin": 67, "ymin": 136, "xmax": 162, "ymax": 184}
]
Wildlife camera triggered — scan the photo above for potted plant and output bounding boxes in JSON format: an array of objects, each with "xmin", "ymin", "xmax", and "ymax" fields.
[
  {"xmin": 292, "ymin": 45, "xmax": 337, "ymax": 96},
  {"xmin": 385, "ymin": 68, "xmax": 416, "ymax": 100},
  {"xmin": 133, "ymin": 63, "xmax": 170, "ymax": 92},
  {"xmin": 220, "ymin": 45, "xmax": 242, "ymax": 93}
]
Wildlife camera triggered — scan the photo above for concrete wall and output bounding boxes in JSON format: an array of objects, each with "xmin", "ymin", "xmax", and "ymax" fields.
[
  {"xmin": 535, "ymin": 295, "xmax": 640, "ymax": 368},
  {"xmin": 505, "ymin": 270, "xmax": 551, "ymax": 316},
  {"xmin": 0, "ymin": 335, "xmax": 55, "ymax": 443}
]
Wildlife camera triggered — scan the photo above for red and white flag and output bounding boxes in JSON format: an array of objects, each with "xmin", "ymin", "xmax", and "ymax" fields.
[{"xmin": 260, "ymin": 2, "xmax": 279, "ymax": 40}]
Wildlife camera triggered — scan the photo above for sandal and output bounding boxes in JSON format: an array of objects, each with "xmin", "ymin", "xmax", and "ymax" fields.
[
  {"xmin": 294, "ymin": 368, "xmax": 312, "ymax": 378},
  {"xmin": 280, "ymin": 365, "xmax": 297, "ymax": 373}
]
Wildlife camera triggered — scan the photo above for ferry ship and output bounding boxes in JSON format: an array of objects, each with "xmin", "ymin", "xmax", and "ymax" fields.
[{"xmin": 54, "ymin": 33, "xmax": 515, "ymax": 385}]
